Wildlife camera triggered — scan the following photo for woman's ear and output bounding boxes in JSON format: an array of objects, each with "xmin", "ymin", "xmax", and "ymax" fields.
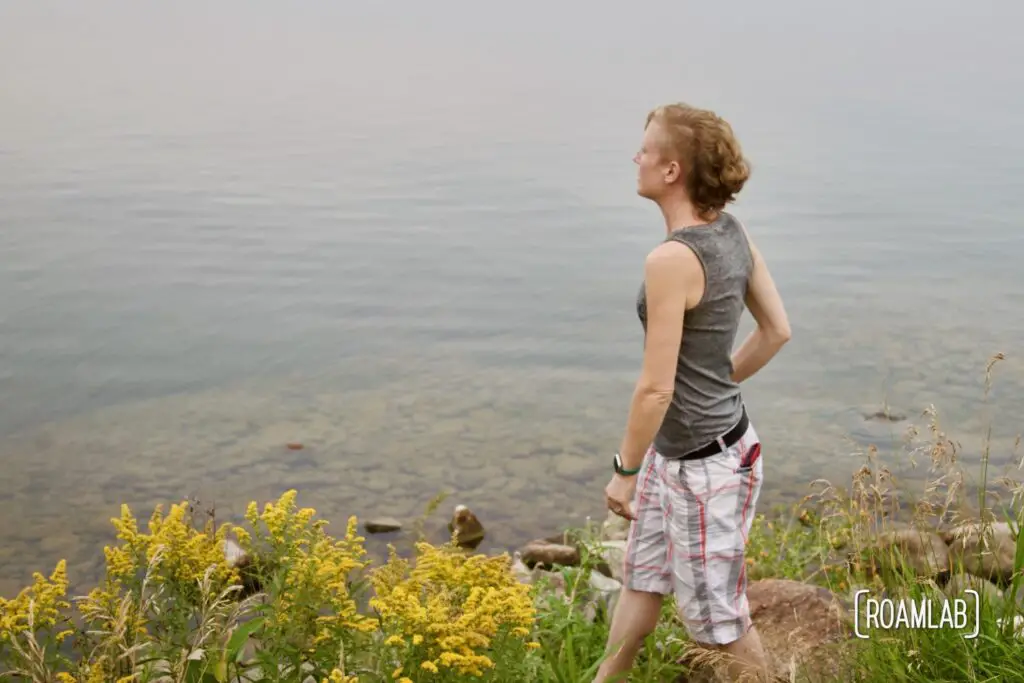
[{"xmin": 664, "ymin": 160, "xmax": 682, "ymax": 184}]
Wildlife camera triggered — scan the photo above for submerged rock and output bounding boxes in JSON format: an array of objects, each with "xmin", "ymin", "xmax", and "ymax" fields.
[
  {"xmin": 844, "ymin": 404, "xmax": 912, "ymax": 450},
  {"xmin": 363, "ymin": 517, "xmax": 403, "ymax": 534}
]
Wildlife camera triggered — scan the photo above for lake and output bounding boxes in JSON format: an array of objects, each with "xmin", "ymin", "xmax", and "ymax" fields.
[{"xmin": 1, "ymin": 0, "xmax": 1022, "ymax": 595}]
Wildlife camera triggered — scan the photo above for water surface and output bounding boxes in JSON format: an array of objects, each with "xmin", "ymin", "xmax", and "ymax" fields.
[{"xmin": 1, "ymin": 0, "xmax": 1022, "ymax": 594}]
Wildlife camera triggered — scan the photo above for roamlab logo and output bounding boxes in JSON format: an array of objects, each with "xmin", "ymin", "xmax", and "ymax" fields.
[{"xmin": 853, "ymin": 589, "xmax": 980, "ymax": 639}]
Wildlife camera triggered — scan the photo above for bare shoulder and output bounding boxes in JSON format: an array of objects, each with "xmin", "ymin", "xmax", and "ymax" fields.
[
  {"xmin": 645, "ymin": 239, "xmax": 701, "ymax": 275},
  {"xmin": 644, "ymin": 239, "xmax": 704, "ymax": 307}
]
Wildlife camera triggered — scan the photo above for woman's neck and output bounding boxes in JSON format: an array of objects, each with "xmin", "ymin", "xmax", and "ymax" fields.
[{"xmin": 659, "ymin": 196, "xmax": 717, "ymax": 235}]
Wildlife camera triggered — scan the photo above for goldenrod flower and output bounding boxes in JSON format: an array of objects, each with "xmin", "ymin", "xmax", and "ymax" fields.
[
  {"xmin": 371, "ymin": 542, "xmax": 536, "ymax": 677},
  {"xmin": 0, "ymin": 559, "xmax": 70, "ymax": 644}
]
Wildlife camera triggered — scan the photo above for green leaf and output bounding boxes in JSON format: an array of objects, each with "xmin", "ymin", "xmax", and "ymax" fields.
[
  {"xmin": 212, "ymin": 657, "xmax": 228, "ymax": 683},
  {"xmin": 227, "ymin": 616, "xmax": 265, "ymax": 663},
  {"xmin": 184, "ymin": 656, "xmax": 208, "ymax": 683}
]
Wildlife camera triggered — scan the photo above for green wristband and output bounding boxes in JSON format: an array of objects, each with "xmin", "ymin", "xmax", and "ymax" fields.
[{"xmin": 614, "ymin": 453, "xmax": 642, "ymax": 476}]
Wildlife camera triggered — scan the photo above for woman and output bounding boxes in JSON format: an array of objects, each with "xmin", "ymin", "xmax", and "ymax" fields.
[{"xmin": 595, "ymin": 103, "xmax": 792, "ymax": 683}]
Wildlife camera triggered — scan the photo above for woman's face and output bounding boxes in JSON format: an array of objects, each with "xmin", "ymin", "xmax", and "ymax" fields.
[{"xmin": 633, "ymin": 119, "xmax": 681, "ymax": 201}]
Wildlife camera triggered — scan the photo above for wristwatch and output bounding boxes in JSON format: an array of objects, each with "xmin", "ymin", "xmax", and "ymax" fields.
[{"xmin": 613, "ymin": 452, "xmax": 642, "ymax": 476}]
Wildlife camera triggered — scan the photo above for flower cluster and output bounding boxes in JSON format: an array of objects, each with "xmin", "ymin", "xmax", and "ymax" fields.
[
  {"xmin": 370, "ymin": 542, "xmax": 538, "ymax": 679},
  {"xmin": 1, "ymin": 490, "xmax": 547, "ymax": 682},
  {"xmin": 241, "ymin": 490, "xmax": 378, "ymax": 654},
  {"xmin": 0, "ymin": 560, "xmax": 71, "ymax": 645},
  {"xmin": 105, "ymin": 501, "xmax": 238, "ymax": 588}
]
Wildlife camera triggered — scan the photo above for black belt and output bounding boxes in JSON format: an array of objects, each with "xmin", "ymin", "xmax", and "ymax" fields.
[{"xmin": 679, "ymin": 408, "xmax": 749, "ymax": 461}]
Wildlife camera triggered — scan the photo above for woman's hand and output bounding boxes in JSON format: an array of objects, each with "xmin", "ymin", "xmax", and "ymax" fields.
[{"xmin": 605, "ymin": 474, "xmax": 638, "ymax": 521}]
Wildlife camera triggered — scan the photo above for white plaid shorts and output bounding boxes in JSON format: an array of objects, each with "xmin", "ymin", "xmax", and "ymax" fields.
[{"xmin": 622, "ymin": 420, "xmax": 763, "ymax": 645}]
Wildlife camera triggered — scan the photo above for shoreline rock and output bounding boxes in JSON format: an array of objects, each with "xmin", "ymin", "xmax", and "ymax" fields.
[
  {"xmin": 946, "ymin": 521, "xmax": 1017, "ymax": 586},
  {"xmin": 363, "ymin": 517, "xmax": 403, "ymax": 534},
  {"xmin": 448, "ymin": 504, "xmax": 485, "ymax": 549},
  {"xmin": 520, "ymin": 540, "xmax": 580, "ymax": 570}
]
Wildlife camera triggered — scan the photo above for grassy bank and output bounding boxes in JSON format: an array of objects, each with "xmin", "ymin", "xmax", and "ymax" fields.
[{"xmin": 2, "ymin": 356, "xmax": 1021, "ymax": 682}]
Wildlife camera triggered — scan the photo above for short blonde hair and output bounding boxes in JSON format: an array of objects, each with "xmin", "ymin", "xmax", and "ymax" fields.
[{"xmin": 646, "ymin": 103, "xmax": 751, "ymax": 219}]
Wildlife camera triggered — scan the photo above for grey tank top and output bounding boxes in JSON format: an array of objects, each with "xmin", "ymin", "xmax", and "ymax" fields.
[{"xmin": 636, "ymin": 211, "xmax": 753, "ymax": 458}]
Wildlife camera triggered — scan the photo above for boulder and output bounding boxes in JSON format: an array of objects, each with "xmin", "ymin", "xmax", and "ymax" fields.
[
  {"xmin": 542, "ymin": 529, "xmax": 584, "ymax": 547},
  {"xmin": 520, "ymin": 540, "xmax": 580, "ymax": 569},
  {"xmin": 863, "ymin": 528, "xmax": 951, "ymax": 580},
  {"xmin": 223, "ymin": 538, "xmax": 263, "ymax": 598},
  {"xmin": 525, "ymin": 563, "xmax": 621, "ymax": 624},
  {"xmin": 601, "ymin": 509, "xmax": 631, "ymax": 542},
  {"xmin": 529, "ymin": 568, "xmax": 568, "ymax": 600},
  {"xmin": 946, "ymin": 521, "xmax": 1017, "ymax": 586},
  {"xmin": 744, "ymin": 579, "xmax": 851, "ymax": 682},
  {"xmin": 943, "ymin": 572, "xmax": 1004, "ymax": 608},
  {"xmin": 582, "ymin": 571, "xmax": 622, "ymax": 622},
  {"xmin": 596, "ymin": 540, "xmax": 627, "ymax": 583},
  {"xmin": 448, "ymin": 505, "xmax": 485, "ymax": 550},
  {"xmin": 510, "ymin": 551, "xmax": 533, "ymax": 584},
  {"xmin": 223, "ymin": 538, "xmax": 248, "ymax": 567}
]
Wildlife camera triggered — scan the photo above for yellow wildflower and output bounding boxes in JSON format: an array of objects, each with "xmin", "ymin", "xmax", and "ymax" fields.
[
  {"xmin": 94, "ymin": 501, "xmax": 239, "ymax": 600},
  {"xmin": 371, "ymin": 542, "xmax": 536, "ymax": 677},
  {"xmin": 146, "ymin": 502, "xmax": 238, "ymax": 588},
  {"xmin": 0, "ymin": 559, "xmax": 70, "ymax": 644},
  {"xmin": 241, "ymin": 490, "xmax": 376, "ymax": 666}
]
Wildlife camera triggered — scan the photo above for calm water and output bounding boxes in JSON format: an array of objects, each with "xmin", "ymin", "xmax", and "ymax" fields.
[{"xmin": 1, "ymin": 0, "xmax": 1023, "ymax": 594}]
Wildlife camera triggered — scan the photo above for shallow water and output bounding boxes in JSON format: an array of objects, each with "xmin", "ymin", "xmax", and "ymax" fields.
[{"xmin": 1, "ymin": 0, "xmax": 1023, "ymax": 595}]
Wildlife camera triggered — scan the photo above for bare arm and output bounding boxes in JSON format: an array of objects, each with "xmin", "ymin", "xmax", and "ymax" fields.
[
  {"xmin": 731, "ymin": 237, "xmax": 792, "ymax": 383},
  {"xmin": 616, "ymin": 241, "xmax": 698, "ymax": 471}
]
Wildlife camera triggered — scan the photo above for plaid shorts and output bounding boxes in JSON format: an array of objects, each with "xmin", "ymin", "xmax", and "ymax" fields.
[{"xmin": 622, "ymin": 420, "xmax": 763, "ymax": 645}]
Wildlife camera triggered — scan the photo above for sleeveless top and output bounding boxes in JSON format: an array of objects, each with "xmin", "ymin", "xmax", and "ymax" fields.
[{"xmin": 636, "ymin": 211, "xmax": 754, "ymax": 458}]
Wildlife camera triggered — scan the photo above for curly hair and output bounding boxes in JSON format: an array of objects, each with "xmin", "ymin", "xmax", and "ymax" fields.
[{"xmin": 645, "ymin": 103, "xmax": 751, "ymax": 220}]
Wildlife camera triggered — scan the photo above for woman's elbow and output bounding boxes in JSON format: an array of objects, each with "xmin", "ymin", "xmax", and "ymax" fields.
[
  {"xmin": 769, "ymin": 324, "xmax": 792, "ymax": 346},
  {"xmin": 638, "ymin": 382, "xmax": 675, "ymax": 403}
]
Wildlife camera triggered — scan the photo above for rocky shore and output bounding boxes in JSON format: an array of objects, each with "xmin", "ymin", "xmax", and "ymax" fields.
[{"xmin": 350, "ymin": 502, "xmax": 1024, "ymax": 681}]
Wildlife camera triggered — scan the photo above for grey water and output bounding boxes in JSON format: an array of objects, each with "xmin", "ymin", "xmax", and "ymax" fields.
[{"xmin": 1, "ymin": 0, "xmax": 1022, "ymax": 593}]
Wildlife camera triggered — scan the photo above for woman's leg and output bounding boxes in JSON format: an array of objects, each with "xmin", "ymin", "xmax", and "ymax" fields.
[
  {"xmin": 593, "ymin": 589, "xmax": 663, "ymax": 682},
  {"xmin": 664, "ymin": 425, "xmax": 769, "ymax": 682},
  {"xmin": 594, "ymin": 448, "xmax": 671, "ymax": 683}
]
